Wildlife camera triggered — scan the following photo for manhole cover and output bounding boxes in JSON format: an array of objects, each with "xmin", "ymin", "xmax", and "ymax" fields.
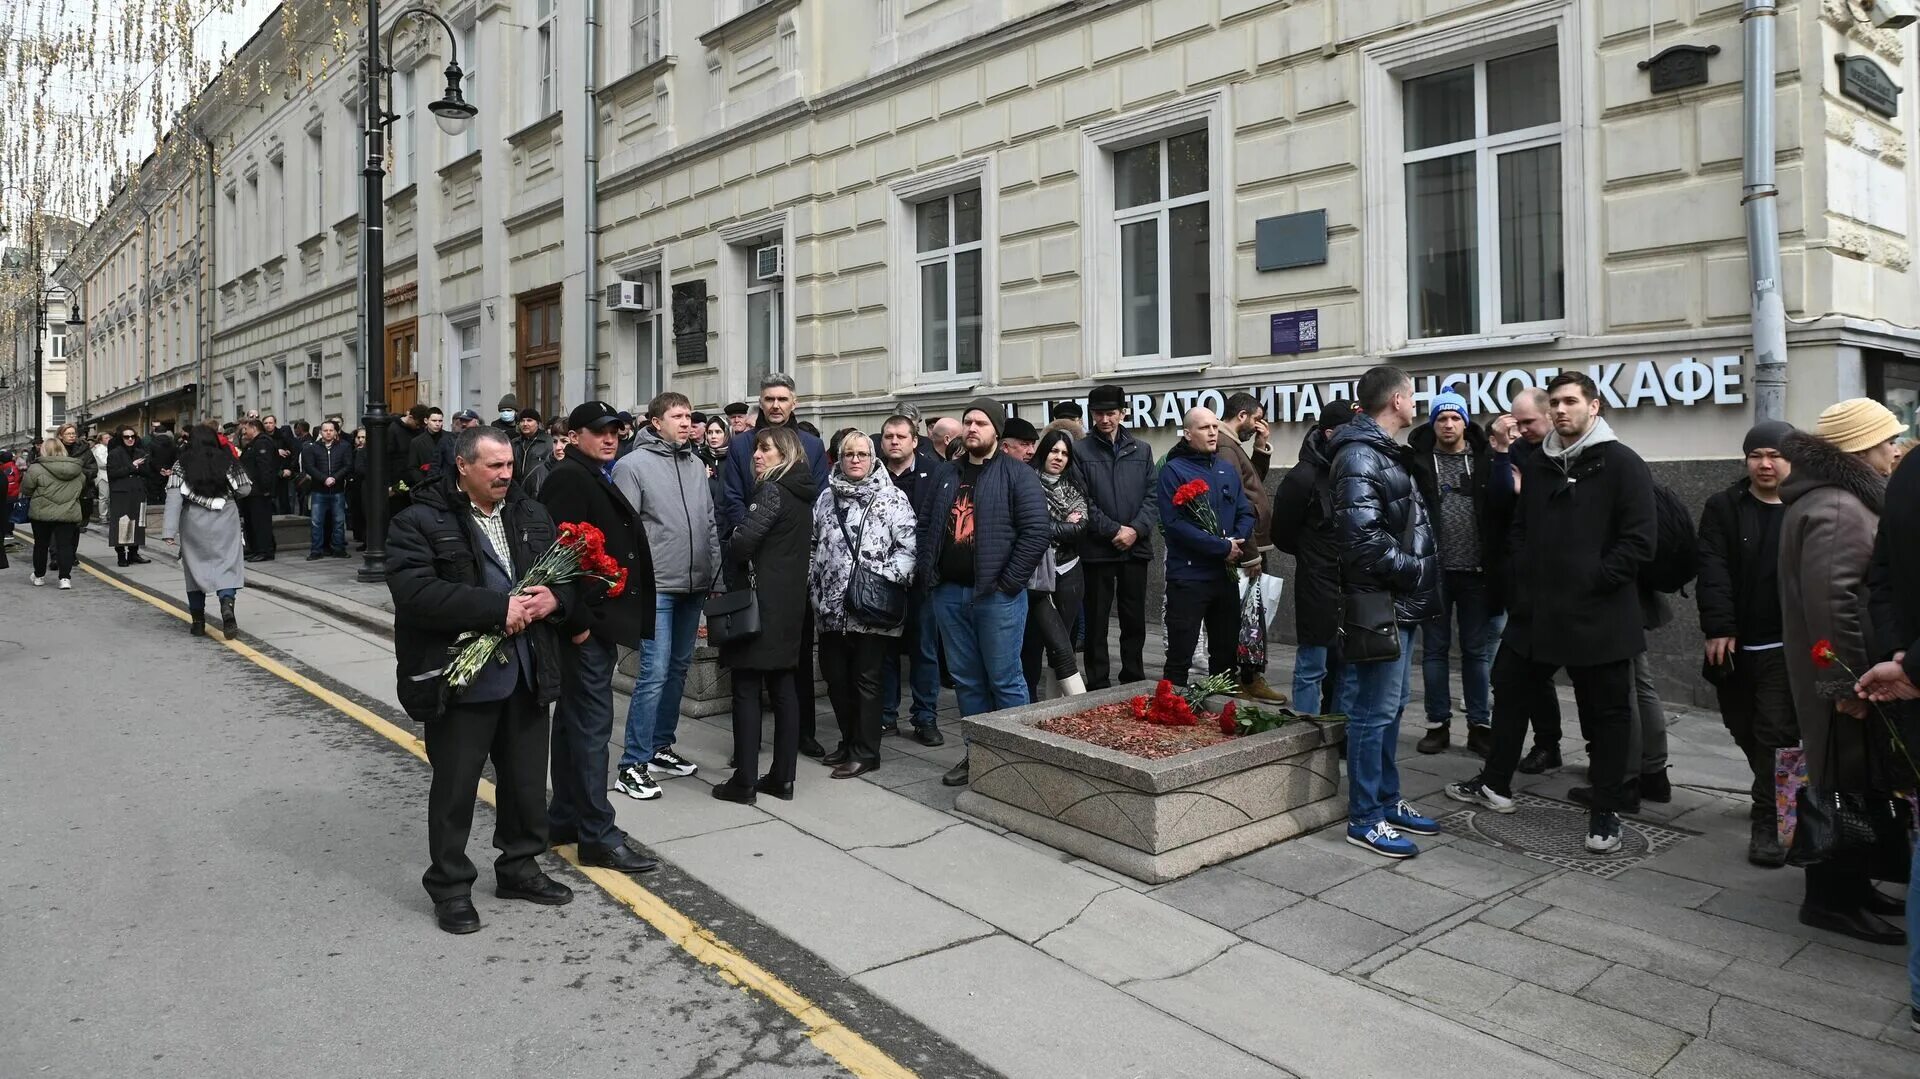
[{"xmin": 1435, "ymin": 793, "xmax": 1697, "ymax": 879}]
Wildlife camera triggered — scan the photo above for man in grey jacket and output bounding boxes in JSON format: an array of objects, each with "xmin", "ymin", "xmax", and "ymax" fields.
[{"xmin": 610, "ymin": 392, "xmax": 722, "ymax": 801}]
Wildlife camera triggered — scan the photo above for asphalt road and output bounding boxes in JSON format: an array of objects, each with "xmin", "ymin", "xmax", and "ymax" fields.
[{"xmin": 0, "ymin": 565, "xmax": 861, "ymax": 1079}]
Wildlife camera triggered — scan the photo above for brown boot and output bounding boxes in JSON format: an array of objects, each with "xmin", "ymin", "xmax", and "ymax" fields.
[{"xmin": 1239, "ymin": 673, "xmax": 1288, "ymax": 704}]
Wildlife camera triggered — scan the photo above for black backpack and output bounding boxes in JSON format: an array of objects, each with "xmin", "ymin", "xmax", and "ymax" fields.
[{"xmin": 1642, "ymin": 483, "xmax": 1699, "ymax": 593}]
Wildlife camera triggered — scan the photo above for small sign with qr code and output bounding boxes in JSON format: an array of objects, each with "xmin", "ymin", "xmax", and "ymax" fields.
[{"xmin": 1270, "ymin": 310, "xmax": 1319, "ymax": 355}]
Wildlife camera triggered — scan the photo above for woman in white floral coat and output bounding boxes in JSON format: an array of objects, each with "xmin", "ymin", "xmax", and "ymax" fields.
[{"xmin": 811, "ymin": 431, "xmax": 918, "ymax": 778}]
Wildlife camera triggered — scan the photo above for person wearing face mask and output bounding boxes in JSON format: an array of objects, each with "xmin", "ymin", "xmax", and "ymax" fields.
[{"xmin": 492, "ymin": 394, "xmax": 519, "ymax": 432}]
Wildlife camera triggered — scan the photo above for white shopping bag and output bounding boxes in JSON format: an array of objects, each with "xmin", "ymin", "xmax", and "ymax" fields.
[{"xmin": 1241, "ymin": 572, "xmax": 1285, "ymax": 628}]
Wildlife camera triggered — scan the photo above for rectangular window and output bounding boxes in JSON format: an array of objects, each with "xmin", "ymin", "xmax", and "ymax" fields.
[
  {"xmin": 1401, "ymin": 44, "xmax": 1563, "ymax": 340},
  {"xmin": 393, "ymin": 69, "xmax": 416, "ymax": 188},
  {"xmin": 224, "ymin": 189, "xmax": 240, "ymax": 274},
  {"xmin": 459, "ymin": 22, "xmax": 480, "ymax": 156},
  {"xmin": 535, "ymin": 0, "xmax": 558, "ymax": 118},
  {"xmin": 913, "ymin": 189, "xmax": 983, "ymax": 377},
  {"xmin": 49, "ymin": 394, "xmax": 65, "ymax": 425},
  {"xmin": 1113, "ymin": 129, "xmax": 1212, "ymax": 362},
  {"xmin": 308, "ymin": 127, "xmax": 325, "ymax": 236},
  {"xmin": 269, "ymin": 158, "xmax": 286, "ymax": 259},
  {"xmin": 744, "ymin": 242, "xmax": 785, "ymax": 390},
  {"xmin": 50, "ymin": 323, "xmax": 66, "ymax": 360},
  {"xmin": 631, "ymin": 0, "xmax": 661, "ymax": 70},
  {"xmin": 629, "ymin": 271, "xmax": 664, "ymax": 406},
  {"xmin": 245, "ymin": 174, "xmax": 261, "ymax": 267}
]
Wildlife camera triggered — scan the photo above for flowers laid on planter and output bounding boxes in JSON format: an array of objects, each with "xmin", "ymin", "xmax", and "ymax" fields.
[{"xmin": 1038, "ymin": 676, "xmax": 1346, "ymax": 759}]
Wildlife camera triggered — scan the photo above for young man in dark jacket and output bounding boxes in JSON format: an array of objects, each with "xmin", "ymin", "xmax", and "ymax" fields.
[
  {"xmin": 1449, "ymin": 372, "xmax": 1658, "ymax": 856},
  {"xmin": 386, "ymin": 426, "xmax": 573, "ymax": 934},
  {"xmin": 1074, "ymin": 383, "xmax": 1156, "ymax": 689},
  {"xmin": 1492, "ymin": 387, "xmax": 1569, "ymax": 774},
  {"xmin": 407, "ymin": 407, "xmax": 447, "ymax": 484},
  {"xmin": 1331, "ymin": 366, "xmax": 1441, "ymax": 859},
  {"xmin": 879, "ymin": 413, "xmax": 955, "ymax": 745},
  {"xmin": 1216, "ymin": 392, "xmax": 1282, "ymax": 701},
  {"xmin": 1407, "ymin": 386, "xmax": 1513, "ymax": 758},
  {"xmin": 300, "ymin": 419, "xmax": 355, "ymax": 559},
  {"xmin": 1157, "ymin": 408, "xmax": 1255, "ymax": 686},
  {"xmin": 1697, "ymin": 420, "xmax": 1797, "ymax": 866},
  {"xmin": 1271, "ymin": 401, "xmax": 1361, "ymax": 715},
  {"xmin": 536, "ymin": 401, "xmax": 659, "ymax": 876},
  {"xmin": 921, "ymin": 397, "xmax": 1051, "ymax": 787},
  {"xmin": 238, "ymin": 419, "xmax": 279, "ymax": 562},
  {"xmin": 386, "ymin": 404, "xmax": 428, "ymax": 514}
]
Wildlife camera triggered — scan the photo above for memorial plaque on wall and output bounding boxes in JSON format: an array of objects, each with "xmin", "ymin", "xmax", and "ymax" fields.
[
  {"xmin": 1638, "ymin": 45, "xmax": 1719, "ymax": 94},
  {"xmin": 672, "ymin": 280, "xmax": 709, "ymax": 366},
  {"xmin": 1837, "ymin": 54, "xmax": 1902, "ymax": 119}
]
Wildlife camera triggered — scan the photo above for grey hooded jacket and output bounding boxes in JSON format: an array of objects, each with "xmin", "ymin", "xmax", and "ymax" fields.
[{"xmin": 612, "ymin": 426, "xmax": 722, "ymax": 594}]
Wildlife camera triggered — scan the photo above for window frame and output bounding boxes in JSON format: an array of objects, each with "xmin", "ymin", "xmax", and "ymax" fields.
[
  {"xmin": 611, "ymin": 250, "xmax": 667, "ymax": 409},
  {"xmin": 888, "ymin": 157, "xmax": 995, "ymax": 391},
  {"xmin": 392, "ymin": 66, "xmax": 416, "ymax": 190},
  {"xmin": 1360, "ymin": 0, "xmax": 1591, "ymax": 356},
  {"xmin": 631, "ymin": 0, "xmax": 663, "ymax": 72},
  {"xmin": 458, "ymin": 20, "xmax": 480, "ymax": 156},
  {"xmin": 306, "ymin": 124, "xmax": 325, "ymax": 239},
  {"xmin": 717, "ymin": 212, "xmax": 793, "ymax": 399},
  {"xmin": 534, "ymin": 0, "xmax": 559, "ymax": 120}
]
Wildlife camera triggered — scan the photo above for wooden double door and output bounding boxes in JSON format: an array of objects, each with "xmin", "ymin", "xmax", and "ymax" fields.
[{"xmin": 385, "ymin": 319, "xmax": 419, "ymax": 415}]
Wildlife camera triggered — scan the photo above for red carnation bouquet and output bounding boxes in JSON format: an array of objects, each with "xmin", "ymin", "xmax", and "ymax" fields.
[
  {"xmin": 1170, "ymin": 477, "xmax": 1222, "ymax": 536},
  {"xmin": 445, "ymin": 520, "xmax": 627, "ymax": 690}
]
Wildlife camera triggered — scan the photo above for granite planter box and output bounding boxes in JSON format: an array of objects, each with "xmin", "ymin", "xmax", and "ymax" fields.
[{"xmin": 954, "ymin": 682, "xmax": 1345, "ymax": 884}]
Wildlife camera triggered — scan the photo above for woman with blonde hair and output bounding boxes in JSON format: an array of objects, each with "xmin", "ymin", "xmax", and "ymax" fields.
[{"xmin": 22, "ymin": 437, "xmax": 86, "ymax": 589}]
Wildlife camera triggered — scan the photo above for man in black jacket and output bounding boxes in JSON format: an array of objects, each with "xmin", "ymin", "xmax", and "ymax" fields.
[
  {"xmin": 301, "ymin": 419, "xmax": 355, "ymax": 559},
  {"xmin": 1074, "ymin": 383, "xmax": 1156, "ymax": 689},
  {"xmin": 1697, "ymin": 420, "xmax": 1797, "ymax": 865},
  {"xmin": 537, "ymin": 401, "xmax": 658, "ymax": 875},
  {"xmin": 879, "ymin": 413, "xmax": 954, "ymax": 746},
  {"xmin": 407, "ymin": 406, "xmax": 447, "ymax": 484},
  {"xmin": 1493, "ymin": 387, "xmax": 1568, "ymax": 774},
  {"xmin": 263, "ymin": 414, "xmax": 299, "ymax": 514},
  {"xmin": 1271, "ymin": 401, "xmax": 1360, "ymax": 715},
  {"xmin": 145, "ymin": 421, "xmax": 178, "ymax": 504},
  {"xmin": 1448, "ymin": 372, "xmax": 1657, "ymax": 856},
  {"xmin": 387, "ymin": 426, "xmax": 574, "ymax": 933},
  {"xmin": 510, "ymin": 409, "xmax": 552, "ymax": 480},
  {"xmin": 237, "ymin": 419, "xmax": 279, "ymax": 562},
  {"xmin": 386, "ymin": 404, "xmax": 429, "ymax": 515}
]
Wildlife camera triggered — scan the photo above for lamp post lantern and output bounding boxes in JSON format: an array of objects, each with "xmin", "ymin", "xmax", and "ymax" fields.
[{"xmin": 356, "ymin": 2, "xmax": 474, "ymax": 582}]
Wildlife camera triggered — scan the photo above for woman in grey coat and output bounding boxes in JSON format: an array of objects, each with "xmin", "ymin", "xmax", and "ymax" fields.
[{"xmin": 163, "ymin": 423, "xmax": 250, "ymax": 638}]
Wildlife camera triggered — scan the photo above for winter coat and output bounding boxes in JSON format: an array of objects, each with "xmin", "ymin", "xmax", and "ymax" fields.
[
  {"xmin": 385, "ymin": 420, "xmax": 421, "ymax": 487},
  {"xmin": 23, "ymin": 456, "xmax": 86, "ymax": 523},
  {"xmin": 887, "ymin": 444, "xmax": 954, "ymax": 540},
  {"xmin": 537, "ymin": 448, "xmax": 657, "ymax": 646},
  {"xmin": 1501, "ymin": 419, "xmax": 1657, "ymax": 668},
  {"xmin": 302, "ymin": 438, "xmax": 354, "ymax": 490},
  {"xmin": 1215, "ymin": 433, "xmax": 1273, "ymax": 560},
  {"xmin": 162, "ymin": 467, "xmax": 247, "ymax": 594},
  {"xmin": 144, "ymin": 430, "xmax": 177, "ymax": 502},
  {"xmin": 88, "ymin": 443, "xmax": 109, "ymax": 519},
  {"xmin": 1868, "ymin": 453, "xmax": 1920, "ymax": 789},
  {"xmin": 1329, "ymin": 413, "xmax": 1441, "ymax": 627},
  {"xmin": 1156, "ymin": 441, "xmax": 1255, "ymax": 583},
  {"xmin": 1779, "ymin": 431, "xmax": 1887, "ymax": 792},
  {"xmin": 722, "ymin": 466, "xmax": 817, "ymax": 670},
  {"xmin": 719, "ymin": 416, "xmax": 828, "ymax": 535},
  {"xmin": 1406, "ymin": 419, "xmax": 1513, "ymax": 613},
  {"xmin": 811, "ymin": 470, "xmax": 918, "ymax": 636},
  {"xmin": 1072, "ymin": 428, "xmax": 1156, "ymax": 563},
  {"xmin": 387, "ymin": 478, "xmax": 572, "ymax": 722},
  {"xmin": 240, "ymin": 436, "xmax": 280, "ymax": 496},
  {"xmin": 408, "ymin": 429, "xmax": 447, "ymax": 484},
  {"xmin": 1272, "ymin": 427, "xmax": 1345, "ymax": 646},
  {"xmin": 511, "ymin": 431, "xmax": 554, "ymax": 481},
  {"xmin": 1695, "ymin": 477, "xmax": 1784, "ymax": 642},
  {"xmin": 919, "ymin": 448, "xmax": 1052, "ymax": 596},
  {"xmin": 106, "ymin": 442, "xmax": 149, "ymax": 524},
  {"xmin": 611, "ymin": 427, "xmax": 722, "ymax": 595}
]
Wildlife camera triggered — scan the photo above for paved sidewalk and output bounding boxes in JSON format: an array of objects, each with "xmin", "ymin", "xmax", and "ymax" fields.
[{"xmin": 83, "ymin": 530, "xmax": 1919, "ymax": 1079}]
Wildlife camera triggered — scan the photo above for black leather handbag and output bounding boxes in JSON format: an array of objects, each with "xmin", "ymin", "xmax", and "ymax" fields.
[
  {"xmin": 1786, "ymin": 720, "xmax": 1915, "ymax": 869},
  {"xmin": 703, "ymin": 582, "xmax": 762, "ymax": 646},
  {"xmin": 838, "ymin": 510, "xmax": 906, "ymax": 630}
]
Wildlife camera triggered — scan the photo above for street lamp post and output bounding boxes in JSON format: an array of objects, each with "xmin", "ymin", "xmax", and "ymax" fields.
[{"xmin": 356, "ymin": 1, "xmax": 477, "ymax": 582}]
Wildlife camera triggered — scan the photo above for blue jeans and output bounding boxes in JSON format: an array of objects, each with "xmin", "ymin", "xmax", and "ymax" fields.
[
  {"xmin": 1347, "ymin": 626, "xmax": 1416, "ymax": 827},
  {"xmin": 931, "ymin": 583, "xmax": 1029, "ymax": 719},
  {"xmin": 1293, "ymin": 644, "xmax": 1358, "ymax": 717},
  {"xmin": 551, "ymin": 635, "xmax": 624, "ymax": 850},
  {"xmin": 308, "ymin": 491, "xmax": 346, "ymax": 554},
  {"xmin": 619, "ymin": 591, "xmax": 704, "ymax": 770},
  {"xmin": 1422, "ymin": 570, "xmax": 1504, "ymax": 729},
  {"xmin": 882, "ymin": 593, "xmax": 941, "ymax": 729}
]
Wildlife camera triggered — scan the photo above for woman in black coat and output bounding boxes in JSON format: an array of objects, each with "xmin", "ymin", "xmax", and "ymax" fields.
[
  {"xmin": 106, "ymin": 428, "xmax": 152, "ymax": 566},
  {"xmin": 714, "ymin": 425, "xmax": 817, "ymax": 805}
]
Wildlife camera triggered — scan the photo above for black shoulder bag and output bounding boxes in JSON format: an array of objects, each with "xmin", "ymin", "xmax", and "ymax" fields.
[
  {"xmin": 838, "ymin": 502, "xmax": 907, "ymax": 630},
  {"xmin": 703, "ymin": 573, "xmax": 762, "ymax": 646},
  {"xmin": 1334, "ymin": 453, "xmax": 1415, "ymax": 665}
]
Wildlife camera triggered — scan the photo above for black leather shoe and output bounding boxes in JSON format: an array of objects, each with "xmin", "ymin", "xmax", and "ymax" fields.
[
  {"xmin": 914, "ymin": 724, "xmax": 946, "ymax": 747},
  {"xmin": 127, "ymin": 552, "xmax": 152, "ymax": 565},
  {"xmin": 244, "ymin": 553, "xmax": 270, "ymax": 563},
  {"xmin": 941, "ymin": 760, "xmax": 970, "ymax": 787},
  {"xmin": 755, "ymin": 775, "xmax": 794, "ymax": 801},
  {"xmin": 1798, "ymin": 903, "xmax": 1907, "ymax": 947},
  {"xmin": 579, "ymin": 842, "xmax": 659, "ymax": 874},
  {"xmin": 832, "ymin": 761, "xmax": 877, "ymax": 780},
  {"xmin": 821, "ymin": 747, "xmax": 851, "ymax": 767},
  {"xmin": 712, "ymin": 780, "xmax": 757, "ymax": 805},
  {"xmin": 1865, "ymin": 887, "xmax": 1907, "ymax": 918},
  {"xmin": 497, "ymin": 872, "xmax": 574, "ymax": 906},
  {"xmin": 1568, "ymin": 784, "xmax": 1642, "ymax": 815},
  {"xmin": 880, "ymin": 722, "xmax": 899, "ymax": 737},
  {"xmin": 434, "ymin": 896, "xmax": 482, "ymax": 934},
  {"xmin": 798, "ymin": 737, "xmax": 826, "ymax": 759},
  {"xmin": 1416, "ymin": 728, "xmax": 1448, "ymax": 755},
  {"xmin": 1638, "ymin": 769, "xmax": 1673, "ymax": 803},
  {"xmin": 1466, "ymin": 727, "xmax": 1494, "ymax": 758},
  {"xmin": 1517, "ymin": 744, "xmax": 1562, "ymax": 774}
]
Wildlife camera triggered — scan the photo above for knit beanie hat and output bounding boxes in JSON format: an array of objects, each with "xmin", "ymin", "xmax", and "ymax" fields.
[
  {"xmin": 1741, "ymin": 420, "xmax": 1794, "ymax": 456},
  {"xmin": 1430, "ymin": 384, "xmax": 1469, "ymax": 422},
  {"xmin": 964, "ymin": 396, "xmax": 1005, "ymax": 438},
  {"xmin": 1814, "ymin": 398, "xmax": 1903, "ymax": 454},
  {"xmin": 497, "ymin": 394, "xmax": 519, "ymax": 412}
]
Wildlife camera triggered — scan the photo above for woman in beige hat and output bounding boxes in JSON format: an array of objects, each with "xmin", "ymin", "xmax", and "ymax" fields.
[{"xmin": 1778, "ymin": 397, "xmax": 1907, "ymax": 946}]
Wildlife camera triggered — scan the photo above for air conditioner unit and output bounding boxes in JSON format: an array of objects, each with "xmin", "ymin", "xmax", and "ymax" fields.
[
  {"xmin": 604, "ymin": 280, "xmax": 653, "ymax": 313},
  {"xmin": 302, "ymin": 359, "xmax": 323, "ymax": 381},
  {"xmin": 753, "ymin": 244, "xmax": 784, "ymax": 282},
  {"xmin": 1863, "ymin": 0, "xmax": 1918, "ymax": 29}
]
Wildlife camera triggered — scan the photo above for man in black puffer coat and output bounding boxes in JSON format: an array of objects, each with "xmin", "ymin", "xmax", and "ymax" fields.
[
  {"xmin": 1271, "ymin": 401, "xmax": 1361, "ymax": 715},
  {"xmin": 1330, "ymin": 366, "xmax": 1440, "ymax": 860}
]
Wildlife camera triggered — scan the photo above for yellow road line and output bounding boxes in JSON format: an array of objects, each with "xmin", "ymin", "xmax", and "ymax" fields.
[{"xmin": 81, "ymin": 562, "xmax": 917, "ymax": 1079}]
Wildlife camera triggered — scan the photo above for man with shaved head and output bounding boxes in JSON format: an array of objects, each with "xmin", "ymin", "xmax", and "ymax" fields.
[
  {"xmin": 1491, "ymin": 386, "xmax": 1567, "ymax": 774},
  {"xmin": 1155, "ymin": 407, "xmax": 1255, "ymax": 685},
  {"xmin": 929, "ymin": 416, "xmax": 963, "ymax": 462}
]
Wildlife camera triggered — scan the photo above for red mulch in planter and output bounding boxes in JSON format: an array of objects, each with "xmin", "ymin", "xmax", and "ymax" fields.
[{"xmin": 1036, "ymin": 702, "xmax": 1233, "ymax": 760}]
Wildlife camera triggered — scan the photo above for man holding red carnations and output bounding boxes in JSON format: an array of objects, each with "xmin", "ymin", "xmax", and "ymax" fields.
[{"xmin": 1154, "ymin": 407, "xmax": 1254, "ymax": 688}]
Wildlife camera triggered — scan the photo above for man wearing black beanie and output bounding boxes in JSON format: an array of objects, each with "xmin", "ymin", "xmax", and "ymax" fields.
[{"xmin": 1696, "ymin": 419, "xmax": 1795, "ymax": 866}]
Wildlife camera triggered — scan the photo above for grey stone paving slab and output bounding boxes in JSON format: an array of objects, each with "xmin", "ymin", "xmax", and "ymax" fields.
[
  {"xmin": 1065, "ymin": 856, "xmax": 1157, "ymax": 892},
  {"xmin": 1527, "ymin": 875, "xmax": 1802, "ymax": 964},
  {"xmin": 1707, "ymin": 957, "xmax": 1906, "ymax": 1038},
  {"xmin": 657, "ymin": 820, "xmax": 991, "ymax": 976},
  {"xmin": 1228, "ymin": 839, "xmax": 1376, "ymax": 894},
  {"xmin": 1425, "ymin": 920, "xmax": 1610, "ymax": 995},
  {"xmin": 1697, "ymin": 889, "xmax": 1913, "ymax": 963},
  {"xmin": 752, "ymin": 764, "xmax": 961, "ymax": 850},
  {"xmin": 1318, "ymin": 867, "xmax": 1476, "ymax": 930},
  {"xmin": 1130, "ymin": 943, "xmax": 1592, "ymax": 1079},
  {"xmin": 1034, "ymin": 886, "xmax": 1239, "ymax": 985},
  {"xmin": 1782, "ymin": 941, "xmax": 1914, "ymax": 1003},
  {"xmin": 1370, "ymin": 949, "xmax": 1517, "ymax": 1012},
  {"xmin": 1150, "ymin": 868, "xmax": 1303, "ymax": 930},
  {"xmin": 1604, "ymin": 868, "xmax": 1724, "ymax": 909},
  {"xmin": 1478, "ymin": 895, "xmax": 1549, "ymax": 930},
  {"xmin": 858, "ymin": 750, "xmax": 954, "ymax": 790},
  {"xmin": 1655, "ymin": 1038, "xmax": 1822, "ymax": 1079},
  {"xmin": 1579, "ymin": 965, "xmax": 1719, "ymax": 1036},
  {"xmin": 890, "ymin": 775, "xmax": 965, "ymax": 815},
  {"xmin": 1481, "ymin": 982, "xmax": 1692, "ymax": 1074},
  {"xmin": 609, "ymin": 778, "xmax": 769, "ymax": 846},
  {"xmin": 1634, "ymin": 824, "xmax": 1807, "ymax": 901},
  {"xmin": 854, "ymin": 935, "xmax": 1286, "ymax": 1079},
  {"xmin": 1517, "ymin": 906, "xmax": 1736, "ymax": 987},
  {"xmin": 852, "ymin": 822, "xmax": 1117, "ymax": 943},
  {"xmin": 1391, "ymin": 843, "xmax": 1554, "ymax": 900},
  {"xmin": 1238, "ymin": 898, "xmax": 1405, "ymax": 971},
  {"xmin": 1707, "ymin": 998, "xmax": 1920, "ymax": 1079}
]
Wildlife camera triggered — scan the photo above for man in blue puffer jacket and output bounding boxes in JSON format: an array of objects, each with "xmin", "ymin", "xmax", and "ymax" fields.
[
  {"xmin": 1155, "ymin": 408, "xmax": 1254, "ymax": 686},
  {"xmin": 1330, "ymin": 365, "xmax": 1441, "ymax": 860}
]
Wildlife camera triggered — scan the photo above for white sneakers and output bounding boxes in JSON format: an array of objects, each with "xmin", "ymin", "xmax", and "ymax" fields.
[
  {"xmin": 58, "ymin": 578, "xmax": 71, "ymax": 590},
  {"xmin": 1443, "ymin": 780, "xmax": 1517, "ymax": 814},
  {"xmin": 30, "ymin": 575, "xmax": 45, "ymax": 586}
]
